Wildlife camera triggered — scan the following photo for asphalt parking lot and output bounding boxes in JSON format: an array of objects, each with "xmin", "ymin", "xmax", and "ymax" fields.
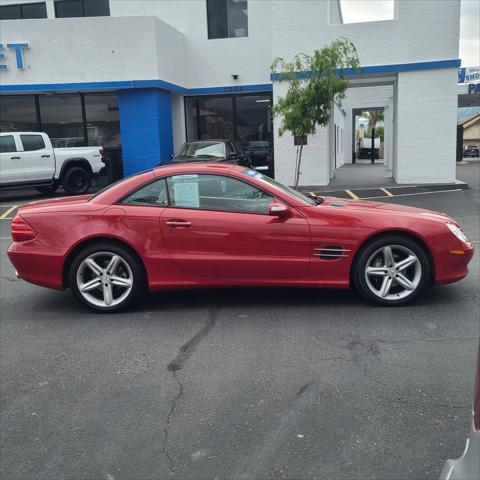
[{"xmin": 1, "ymin": 162, "xmax": 479, "ymax": 480}]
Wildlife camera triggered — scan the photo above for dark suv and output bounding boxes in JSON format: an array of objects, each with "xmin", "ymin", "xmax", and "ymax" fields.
[
  {"xmin": 171, "ymin": 140, "xmax": 252, "ymax": 167},
  {"xmin": 464, "ymin": 144, "xmax": 479, "ymax": 158}
]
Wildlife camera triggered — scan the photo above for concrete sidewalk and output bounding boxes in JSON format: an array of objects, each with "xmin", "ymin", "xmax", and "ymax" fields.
[{"xmin": 299, "ymin": 162, "xmax": 471, "ymax": 200}]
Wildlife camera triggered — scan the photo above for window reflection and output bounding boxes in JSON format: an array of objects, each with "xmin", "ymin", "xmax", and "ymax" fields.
[
  {"xmin": 84, "ymin": 93, "xmax": 121, "ymax": 147},
  {"xmin": 0, "ymin": 96, "xmax": 39, "ymax": 132},
  {"xmin": 39, "ymin": 94, "xmax": 85, "ymax": 147}
]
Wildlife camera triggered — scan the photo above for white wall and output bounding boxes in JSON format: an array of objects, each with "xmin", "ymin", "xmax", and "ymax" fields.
[
  {"xmin": 110, "ymin": 0, "xmax": 272, "ymax": 89},
  {"xmin": 272, "ymin": 0, "xmax": 460, "ymax": 66},
  {"xmin": 0, "ymin": 16, "xmax": 186, "ymax": 87},
  {"xmin": 396, "ymin": 68, "xmax": 458, "ymax": 184}
]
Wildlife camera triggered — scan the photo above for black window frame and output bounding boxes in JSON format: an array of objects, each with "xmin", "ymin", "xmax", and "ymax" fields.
[
  {"xmin": 0, "ymin": 92, "xmax": 119, "ymax": 147},
  {"xmin": 184, "ymin": 92, "xmax": 273, "ymax": 143},
  {"xmin": 0, "ymin": 2, "xmax": 47, "ymax": 20},
  {"xmin": 206, "ymin": 0, "xmax": 248, "ymax": 40},
  {"xmin": 0, "ymin": 135, "xmax": 17, "ymax": 153},
  {"xmin": 54, "ymin": 0, "xmax": 110, "ymax": 18},
  {"xmin": 20, "ymin": 134, "xmax": 46, "ymax": 151}
]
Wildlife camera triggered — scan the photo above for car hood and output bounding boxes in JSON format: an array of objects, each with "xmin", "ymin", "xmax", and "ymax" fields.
[{"xmin": 311, "ymin": 196, "xmax": 453, "ymax": 222}]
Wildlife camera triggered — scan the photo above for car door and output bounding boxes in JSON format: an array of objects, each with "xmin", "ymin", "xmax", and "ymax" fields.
[
  {"xmin": 0, "ymin": 134, "xmax": 24, "ymax": 185},
  {"xmin": 20, "ymin": 134, "xmax": 55, "ymax": 183},
  {"xmin": 159, "ymin": 173, "xmax": 310, "ymax": 278}
]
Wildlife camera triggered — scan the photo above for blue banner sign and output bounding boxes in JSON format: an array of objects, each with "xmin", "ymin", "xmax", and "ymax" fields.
[
  {"xmin": 0, "ymin": 43, "xmax": 29, "ymax": 70},
  {"xmin": 458, "ymin": 66, "xmax": 480, "ymax": 84}
]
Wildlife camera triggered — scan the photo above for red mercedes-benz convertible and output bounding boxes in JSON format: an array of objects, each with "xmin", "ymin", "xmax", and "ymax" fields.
[{"xmin": 7, "ymin": 163, "xmax": 474, "ymax": 312}]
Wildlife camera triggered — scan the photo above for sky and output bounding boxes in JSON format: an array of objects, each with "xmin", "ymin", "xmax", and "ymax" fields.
[{"xmin": 340, "ymin": 0, "xmax": 480, "ymax": 67}]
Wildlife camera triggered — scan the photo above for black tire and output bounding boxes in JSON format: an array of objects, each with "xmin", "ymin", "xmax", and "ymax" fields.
[
  {"xmin": 36, "ymin": 181, "xmax": 59, "ymax": 195},
  {"xmin": 69, "ymin": 242, "xmax": 145, "ymax": 313},
  {"xmin": 353, "ymin": 235, "xmax": 430, "ymax": 306},
  {"xmin": 62, "ymin": 166, "xmax": 91, "ymax": 195}
]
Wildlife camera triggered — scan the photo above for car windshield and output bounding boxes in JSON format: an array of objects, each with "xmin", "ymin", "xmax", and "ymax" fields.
[
  {"xmin": 241, "ymin": 169, "xmax": 320, "ymax": 206},
  {"xmin": 175, "ymin": 141, "xmax": 225, "ymax": 159}
]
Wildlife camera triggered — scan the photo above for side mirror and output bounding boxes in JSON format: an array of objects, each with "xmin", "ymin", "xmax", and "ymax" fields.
[{"xmin": 269, "ymin": 202, "xmax": 290, "ymax": 217}]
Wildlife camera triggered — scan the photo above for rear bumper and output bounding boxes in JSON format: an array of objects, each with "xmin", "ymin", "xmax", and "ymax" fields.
[{"xmin": 7, "ymin": 242, "xmax": 65, "ymax": 290}]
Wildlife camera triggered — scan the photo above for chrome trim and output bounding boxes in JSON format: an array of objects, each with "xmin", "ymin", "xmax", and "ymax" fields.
[{"xmin": 314, "ymin": 254, "xmax": 349, "ymax": 258}]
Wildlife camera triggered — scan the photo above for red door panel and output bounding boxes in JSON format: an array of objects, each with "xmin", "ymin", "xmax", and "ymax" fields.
[{"xmin": 159, "ymin": 208, "xmax": 310, "ymax": 278}]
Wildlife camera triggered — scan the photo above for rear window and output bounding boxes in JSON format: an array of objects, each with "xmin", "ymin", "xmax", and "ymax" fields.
[
  {"xmin": 21, "ymin": 134, "xmax": 46, "ymax": 151},
  {"xmin": 0, "ymin": 135, "xmax": 16, "ymax": 153}
]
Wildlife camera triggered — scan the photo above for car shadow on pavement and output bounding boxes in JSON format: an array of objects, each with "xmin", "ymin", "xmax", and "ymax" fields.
[{"xmin": 33, "ymin": 283, "xmax": 463, "ymax": 319}]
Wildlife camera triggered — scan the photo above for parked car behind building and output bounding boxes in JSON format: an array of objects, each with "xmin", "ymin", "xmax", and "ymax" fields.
[{"xmin": 171, "ymin": 140, "xmax": 252, "ymax": 168}]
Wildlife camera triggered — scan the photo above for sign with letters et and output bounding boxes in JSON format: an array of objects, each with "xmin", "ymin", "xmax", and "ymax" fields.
[{"xmin": 0, "ymin": 43, "xmax": 29, "ymax": 70}]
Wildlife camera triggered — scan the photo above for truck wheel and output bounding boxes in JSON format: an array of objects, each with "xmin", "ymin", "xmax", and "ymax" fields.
[
  {"xmin": 63, "ymin": 167, "xmax": 91, "ymax": 195},
  {"xmin": 36, "ymin": 181, "xmax": 59, "ymax": 195}
]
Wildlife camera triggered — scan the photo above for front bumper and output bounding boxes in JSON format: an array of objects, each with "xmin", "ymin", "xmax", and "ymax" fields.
[{"xmin": 431, "ymin": 241, "xmax": 475, "ymax": 286}]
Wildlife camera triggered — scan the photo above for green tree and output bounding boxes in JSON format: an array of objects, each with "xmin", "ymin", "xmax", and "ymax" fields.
[
  {"xmin": 271, "ymin": 38, "xmax": 360, "ymax": 187},
  {"xmin": 363, "ymin": 109, "xmax": 384, "ymax": 135},
  {"xmin": 374, "ymin": 125, "xmax": 384, "ymax": 142}
]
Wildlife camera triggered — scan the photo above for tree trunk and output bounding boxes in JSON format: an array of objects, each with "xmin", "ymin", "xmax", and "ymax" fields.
[{"xmin": 294, "ymin": 142, "xmax": 304, "ymax": 188}]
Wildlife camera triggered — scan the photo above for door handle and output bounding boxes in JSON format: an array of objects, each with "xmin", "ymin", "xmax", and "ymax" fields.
[
  {"xmin": 165, "ymin": 220, "xmax": 192, "ymax": 228},
  {"xmin": 41, "ymin": 154, "xmax": 51, "ymax": 158},
  {"xmin": 10, "ymin": 156, "xmax": 21, "ymax": 160}
]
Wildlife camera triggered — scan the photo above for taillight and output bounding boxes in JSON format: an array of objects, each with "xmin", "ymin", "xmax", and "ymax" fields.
[
  {"xmin": 11, "ymin": 215, "xmax": 36, "ymax": 242},
  {"xmin": 474, "ymin": 344, "xmax": 480, "ymax": 431},
  {"xmin": 100, "ymin": 149, "xmax": 106, "ymax": 163}
]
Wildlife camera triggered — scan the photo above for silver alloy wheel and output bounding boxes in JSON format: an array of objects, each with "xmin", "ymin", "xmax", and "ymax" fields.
[
  {"xmin": 76, "ymin": 251, "xmax": 133, "ymax": 308},
  {"xmin": 364, "ymin": 245, "xmax": 422, "ymax": 301}
]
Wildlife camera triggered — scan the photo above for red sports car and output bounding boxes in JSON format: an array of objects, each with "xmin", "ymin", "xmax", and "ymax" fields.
[{"xmin": 7, "ymin": 163, "xmax": 474, "ymax": 312}]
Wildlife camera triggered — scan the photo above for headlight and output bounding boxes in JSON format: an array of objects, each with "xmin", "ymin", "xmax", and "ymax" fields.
[{"xmin": 446, "ymin": 223, "xmax": 469, "ymax": 243}]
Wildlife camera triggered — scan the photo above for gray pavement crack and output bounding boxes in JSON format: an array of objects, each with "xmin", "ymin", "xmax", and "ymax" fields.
[{"xmin": 162, "ymin": 308, "xmax": 218, "ymax": 476}]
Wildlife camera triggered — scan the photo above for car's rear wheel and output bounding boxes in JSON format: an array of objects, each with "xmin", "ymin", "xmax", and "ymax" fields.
[
  {"xmin": 353, "ymin": 235, "xmax": 430, "ymax": 306},
  {"xmin": 63, "ymin": 166, "xmax": 91, "ymax": 195},
  {"xmin": 69, "ymin": 243, "xmax": 145, "ymax": 313}
]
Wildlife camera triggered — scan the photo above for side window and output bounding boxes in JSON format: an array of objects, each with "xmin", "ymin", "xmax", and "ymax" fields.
[
  {"xmin": 0, "ymin": 136, "xmax": 17, "ymax": 153},
  {"xmin": 20, "ymin": 134, "xmax": 46, "ymax": 152},
  {"xmin": 167, "ymin": 174, "xmax": 273, "ymax": 214},
  {"xmin": 121, "ymin": 179, "xmax": 168, "ymax": 207}
]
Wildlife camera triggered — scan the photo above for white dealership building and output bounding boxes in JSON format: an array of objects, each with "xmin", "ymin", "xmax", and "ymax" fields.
[{"xmin": 0, "ymin": 0, "xmax": 471, "ymax": 186}]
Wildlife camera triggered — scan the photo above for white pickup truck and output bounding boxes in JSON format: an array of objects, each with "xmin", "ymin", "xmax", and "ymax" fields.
[{"xmin": 0, "ymin": 132, "xmax": 104, "ymax": 195}]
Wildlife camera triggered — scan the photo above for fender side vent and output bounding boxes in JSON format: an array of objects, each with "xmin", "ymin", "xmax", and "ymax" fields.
[{"xmin": 314, "ymin": 246, "xmax": 350, "ymax": 260}]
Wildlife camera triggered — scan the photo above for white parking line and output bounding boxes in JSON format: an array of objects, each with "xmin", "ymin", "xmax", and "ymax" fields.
[
  {"xmin": 0, "ymin": 205, "xmax": 18, "ymax": 220},
  {"xmin": 362, "ymin": 189, "xmax": 463, "ymax": 200}
]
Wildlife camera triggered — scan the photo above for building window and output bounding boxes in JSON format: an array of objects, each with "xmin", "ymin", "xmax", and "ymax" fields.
[
  {"xmin": 206, "ymin": 0, "xmax": 248, "ymax": 39},
  {"xmin": 331, "ymin": 0, "xmax": 395, "ymax": 25},
  {"xmin": 38, "ymin": 94, "xmax": 85, "ymax": 147},
  {"xmin": 54, "ymin": 0, "xmax": 110, "ymax": 18},
  {"xmin": 0, "ymin": 2, "xmax": 47, "ymax": 20},
  {"xmin": 185, "ymin": 92, "xmax": 273, "ymax": 176},
  {"xmin": 0, "ymin": 96, "xmax": 40, "ymax": 132},
  {"xmin": 84, "ymin": 93, "xmax": 121, "ymax": 147}
]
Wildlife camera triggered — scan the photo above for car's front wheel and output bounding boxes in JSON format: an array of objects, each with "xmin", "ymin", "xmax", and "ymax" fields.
[
  {"xmin": 69, "ymin": 243, "xmax": 145, "ymax": 313},
  {"xmin": 353, "ymin": 235, "xmax": 430, "ymax": 306}
]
